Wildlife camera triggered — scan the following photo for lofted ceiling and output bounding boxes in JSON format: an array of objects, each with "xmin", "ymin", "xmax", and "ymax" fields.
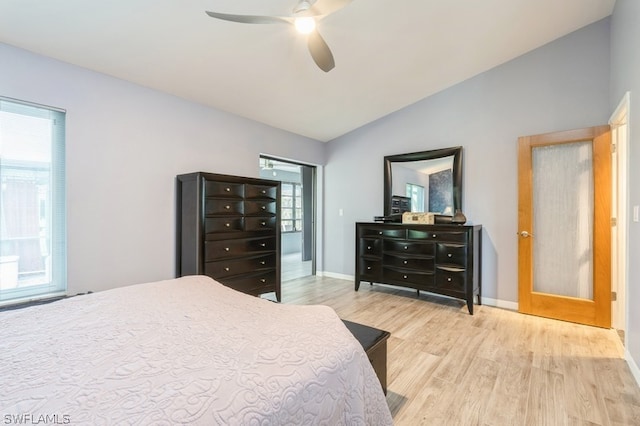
[{"xmin": 0, "ymin": 0, "xmax": 616, "ymax": 142}]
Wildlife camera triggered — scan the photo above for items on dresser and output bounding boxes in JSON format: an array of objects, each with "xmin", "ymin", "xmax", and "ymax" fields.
[
  {"xmin": 176, "ymin": 172, "xmax": 281, "ymax": 301},
  {"xmin": 402, "ymin": 211, "xmax": 435, "ymax": 224},
  {"xmin": 355, "ymin": 223, "xmax": 481, "ymax": 314}
]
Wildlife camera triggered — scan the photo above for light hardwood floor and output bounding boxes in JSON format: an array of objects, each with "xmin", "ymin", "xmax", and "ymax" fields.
[{"xmin": 280, "ymin": 276, "xmax": 640, "ymax": 426}]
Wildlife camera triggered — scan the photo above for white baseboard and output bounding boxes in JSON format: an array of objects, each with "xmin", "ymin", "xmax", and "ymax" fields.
[
  {"xmin": 626, "ymin": 349, "xmax": 640, "ymax": 388},
  {"xmin": 481, "ymin": 297, "xmax": 518, "ymax": 311},
  {"xmin": 315, "ymin": 272, "xmax": 519, "ymax": 311},
  {"xmin": 317, "ymin": 271, "xmax": 353, "ymax": 281}
]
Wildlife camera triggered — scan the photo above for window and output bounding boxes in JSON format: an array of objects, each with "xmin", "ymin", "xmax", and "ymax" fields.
[
  {"xmin": 0, "ymin": 98, "xmax": 66, "ymax": 302},
  {"xmin": 406, "ymin": 183, "xmax": 425, "ymax": 213},
  {"xmin": 281, "ymin": 182, "xmax": 303, "ymax": 232}
]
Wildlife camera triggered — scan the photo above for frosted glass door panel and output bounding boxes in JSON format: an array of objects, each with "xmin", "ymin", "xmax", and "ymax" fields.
[{"xmin": 532, "ymin": 141, "xmax": 594, "ymax": 300}]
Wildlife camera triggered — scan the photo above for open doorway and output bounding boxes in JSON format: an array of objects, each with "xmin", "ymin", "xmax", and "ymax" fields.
[
  {"xmin": 260, "ymin": 156, "xmax": 316, "ymax": 282},
  {"xmin": 610, "ymin": 92, "xmax": 630, "ymax": 344}
]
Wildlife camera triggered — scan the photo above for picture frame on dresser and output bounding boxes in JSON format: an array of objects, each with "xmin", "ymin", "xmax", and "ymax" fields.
[{"xmin": 176, "ymin": 172, "xmax": 282, "ymax": 301}]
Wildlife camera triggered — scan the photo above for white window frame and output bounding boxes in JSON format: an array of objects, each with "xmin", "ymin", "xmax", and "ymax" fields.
[
  {"xmin": 0, "ymin": 97, "xmax": 66, "ymax": 303},
  {"xmin": 281, "ymin": 182, "xmax": 303, "ymax": 233},
  {"xmin": 406, "ymin": 183, "xmax": 425, "ymax": 213}
]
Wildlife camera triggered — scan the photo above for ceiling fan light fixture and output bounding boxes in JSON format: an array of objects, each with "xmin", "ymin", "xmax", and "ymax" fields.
[{"xmin": 294, "ymin": 17, "xmax": 316, "ymax": 34}]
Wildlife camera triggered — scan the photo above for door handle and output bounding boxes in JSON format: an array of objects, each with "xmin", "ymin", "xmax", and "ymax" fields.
[{"xmin": 518, "ymin": 231, "xmax": 533, "ymax": 238}]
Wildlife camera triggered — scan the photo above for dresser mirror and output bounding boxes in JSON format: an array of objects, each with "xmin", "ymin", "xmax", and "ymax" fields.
[{"xmin": 383, "ymin": 146, "xmax": 462, "ymax": 218}]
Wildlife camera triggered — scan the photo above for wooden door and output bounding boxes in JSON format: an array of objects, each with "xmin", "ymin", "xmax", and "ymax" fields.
[{"xmin": 518, "ymin": 126, "xmax": 611, "ymax": 328}]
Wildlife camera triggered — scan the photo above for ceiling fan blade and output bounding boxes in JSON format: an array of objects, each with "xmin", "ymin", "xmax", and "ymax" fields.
[
  {"xmin": 205, "ymin": 11, "xmax": 291, "ymax": 25},
  {"xmin": 306, "ymin": 0, "xmax": 354, "ymax": 17},
  {"xmin": 307, "ymin": 29, "xmax": 335, "ymax": 72}
]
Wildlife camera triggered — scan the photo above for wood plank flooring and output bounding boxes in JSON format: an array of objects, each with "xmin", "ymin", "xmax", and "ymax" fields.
[{"xmin": 280, "ymin": 276, "xmax": 640, "ymax": 426}]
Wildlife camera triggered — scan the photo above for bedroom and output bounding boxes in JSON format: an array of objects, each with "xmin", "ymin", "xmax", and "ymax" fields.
[{"xmin": 1, "ymin": 0, "xmax": 640, "ymax": 423}]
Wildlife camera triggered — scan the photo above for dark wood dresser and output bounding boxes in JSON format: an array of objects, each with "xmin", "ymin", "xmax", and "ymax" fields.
[
  {"xmin": 355, "ymin": 222, "xmax": 482, "ymax": 314},
  {"xmin": 176, "ymin": 172, "xmax": 281, "ymax": 301}
]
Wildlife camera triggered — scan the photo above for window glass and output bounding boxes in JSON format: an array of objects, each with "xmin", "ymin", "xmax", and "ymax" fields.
[{"xmin": 0, "ymin": 98, "xmax": 66, "ymax": 302}]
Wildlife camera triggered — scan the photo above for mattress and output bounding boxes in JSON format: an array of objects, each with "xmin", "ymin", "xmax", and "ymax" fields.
[{"xmin": 0, "ymin": 275, "xmax": 392, "ymax": 425}]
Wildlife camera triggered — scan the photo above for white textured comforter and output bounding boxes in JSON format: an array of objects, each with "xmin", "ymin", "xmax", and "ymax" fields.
[{"xmin": 0, "ymin": 275, "xmax": 392, "ymax": 425}]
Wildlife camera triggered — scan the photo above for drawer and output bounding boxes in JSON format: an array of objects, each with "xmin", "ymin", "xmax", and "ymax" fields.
[
  {"xmin": 359, "ymin": 258, "xmax": 382, "ymax": 279},
  {"xmin": 245, "ymin": 200, "xmax": 277, "ymax": 215},
  {"xmin": 359, "ymin": 238, "xmax": 382, "ymax": 257},
  {"xmin": 204, "ymin": 181, "xmax": 244, "ymax": 198},
  {"xmin": 383, "ymin": 266, "xmax": 434, "ymax": 288},
  {"xmin": 359, "ymin": 227, "xmax": 406, "ymax": 239},
  {"xmin": 245, "ymin": 184, "xmax": 277, "ymax": 200},
  {"xmin": 383, "ymin": 254, "xmax": 434, "ymax": 271},
  {"xmin": 205, "ymin": 237, "xmax": 276, "ymax": 260},
  {"xmin": 435, "ymin": 267, "xmax": 466, "ymax": 292},
  {"xmin": 204, "ymin": 199, "xmax": 244, "ymax": 216},
  {"xmin": 383, "ymin": 240, "xmax": 434, "ymax": 256},
  {"xmin": 205, "ymin": 253, "xmax": 276, "ymax": 278},
  {"xmin": 245, "ymin": 216, "xmax": 277, "ymax": 232},
  {"xmin": 205, "ymin": 217, "xmax": 244, "ymax": 234},
  {"xmin": 223, "ymin": 270, "xmax": 278, "ymax": 295},
  {"xmin": 407, "ymin": 229, "xmax": 468, "ymax": 243},
  {"xmin": 436, "ymin": 243, "xmax": 467, "ymax": 267}
]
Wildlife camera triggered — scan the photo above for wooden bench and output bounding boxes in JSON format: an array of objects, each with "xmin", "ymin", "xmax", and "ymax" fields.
[{"xmin": 342, "ymin": 320, "xmax": 391, "ymax": 394}]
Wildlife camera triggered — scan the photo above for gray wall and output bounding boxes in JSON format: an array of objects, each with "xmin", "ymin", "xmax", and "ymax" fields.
[
  {"xmin": 610, "ymin": 0, "xmax": 640, "ymax": 371},
  {"xmin": 0, "ymin": 42, "xmax": 325, "ymax": 295},
  {"xmin": 324, "ymin": 18, "xmax": 611, "ymax": 305}
]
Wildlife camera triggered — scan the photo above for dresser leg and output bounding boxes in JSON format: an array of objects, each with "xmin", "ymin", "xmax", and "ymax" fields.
[
  {"xmin": 355, "ymin": 281, "xmax": 361, "ymax": 291},
  {"xmin": 467, "ymin": 299, "xmax": 474, "ymax": 315}
]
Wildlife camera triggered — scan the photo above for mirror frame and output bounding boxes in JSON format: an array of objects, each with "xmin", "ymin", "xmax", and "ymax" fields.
[{"xmin": 383, "ymin": 146, "xmax": 463, "ymax": 217}]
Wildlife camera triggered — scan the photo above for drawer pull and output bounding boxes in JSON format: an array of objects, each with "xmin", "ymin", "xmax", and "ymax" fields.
[
  {"xmin": 403, "ymin": 275, "xmax": 408, "ymax": 279},
  {"xmin": 379, "ymin": 231, "xmax": 383, "ymax": 235},
  {"xmin": 403, "ymin": 246, "xmax": 408, "ymax": 250},
  {"xmin": 262, "ymin": 190, "xmax": 266, "ymax": 194},
  {"xmin": 447, "ymin": 277, "xmax": 452, "ymax": 282},
  {"xmin": 260, "ymin": 243, "xmax": 266, "ymax": 247},
  {"xmin": 225, "ymin": 205, "xmax": 231, "ymax": 210},
  {"xmin": 367, "ymin": 246, "xmax": 372, "ymax": 250},
  {"xmin": 225, "ymin": 223, "xmax": 231, "ymax": 227},
  {"xmin": 432, "ymin": 234, "xmax": 437, "ymax": 238},
  {"xmin": 403, "ymin": 260, "xmax": 408, "ymax": 264},
  {"xmin": 224, "ymin": 267, "xmax": 230, "ymax": 272},
  {"xmin": 224, "ymin": 247, "xmax": 230, "ymax": 252},
  {"xmin": 448, "ymin": 253, "xmax": 452, "ymax": 258},
  {"xmin": 367, "ymin": 266, "xmax": 372, "ymax": 270},
  {"xmin": 260, "ymin": 278, "xmax": 266, "ymax": 283},
  {"xmin": 225, "ymin": 187, "xmax": 231, "ymax": 192},
  {"xmin": 262, "ymin": 206, "xmax": 266, "ymax": 210},
  {"xmin": 261, "ymin": 221, "xmax": 266, "ymax": 226},
  {"xmin": 260, "ymin": 261, "xmax": 266, "ymax": 265}
]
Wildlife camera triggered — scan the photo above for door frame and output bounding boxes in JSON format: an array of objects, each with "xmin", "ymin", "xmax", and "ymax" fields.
[
  {"xmin": 609, "ymin": 92, "xmax": 631, "ymax": 337},
  {"xmin": 259, "ymin": 154, "xmax": 318, "ymax": 277},
  {"xmin": 518, "ymin": 126, "xmax": 612, "ymax": 328}
]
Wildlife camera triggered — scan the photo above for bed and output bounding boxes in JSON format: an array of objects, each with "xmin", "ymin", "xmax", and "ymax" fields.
[{"xmin": 0, "ymin": 275, "xmax": 392, "ymax": 425}]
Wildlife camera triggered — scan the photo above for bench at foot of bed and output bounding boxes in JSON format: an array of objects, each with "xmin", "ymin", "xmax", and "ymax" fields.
[{"xmin": 342, "ymin": 320, "xmax": 391, "ymax": 395}]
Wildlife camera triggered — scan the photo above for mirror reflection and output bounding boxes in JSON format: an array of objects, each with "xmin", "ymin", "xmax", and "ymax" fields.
[
  {"xmin": 383, "ymin": 146, "xmax": 462, "ymax": 219},
  {"xmin": 391, "ymin": 156, "xmax": 455, "ymax": 214}
]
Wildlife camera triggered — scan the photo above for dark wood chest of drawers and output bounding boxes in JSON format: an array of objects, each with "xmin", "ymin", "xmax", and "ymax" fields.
[
  {"xmin": 355, "ymin": 222, "xmax": 482, "ymax": 314},
  {"xmin": 176, "ymin": 172, "xmax": 281, "ymax": 301}
]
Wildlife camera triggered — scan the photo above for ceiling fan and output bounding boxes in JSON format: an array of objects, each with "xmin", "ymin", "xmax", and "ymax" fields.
[{"xmin": 205, "ymin": 0, "xmax": 354, "ymax": 72}]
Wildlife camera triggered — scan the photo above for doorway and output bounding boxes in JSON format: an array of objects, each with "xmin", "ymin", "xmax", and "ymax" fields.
[
  {"xmin": 610, "ymin": 92, "xmax": 630, "ymax": 341},
  {"xmin": 260, "ymin": 156, "xmax": 316, "ymax": 281},
  {"xmin": 517, "ymin": 126, "xmax": 612, "ymax": 328}
]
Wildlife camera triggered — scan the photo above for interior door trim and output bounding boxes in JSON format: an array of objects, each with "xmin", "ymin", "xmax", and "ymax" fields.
[{"xmin": 518, "ymin": 125, "xmax": 611, "ymax": 328}]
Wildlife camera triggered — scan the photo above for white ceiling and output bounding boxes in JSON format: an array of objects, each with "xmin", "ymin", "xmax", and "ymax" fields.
[{"xmin": 0, "ymin": 0, "xmax": 616, "ymax": 142}]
